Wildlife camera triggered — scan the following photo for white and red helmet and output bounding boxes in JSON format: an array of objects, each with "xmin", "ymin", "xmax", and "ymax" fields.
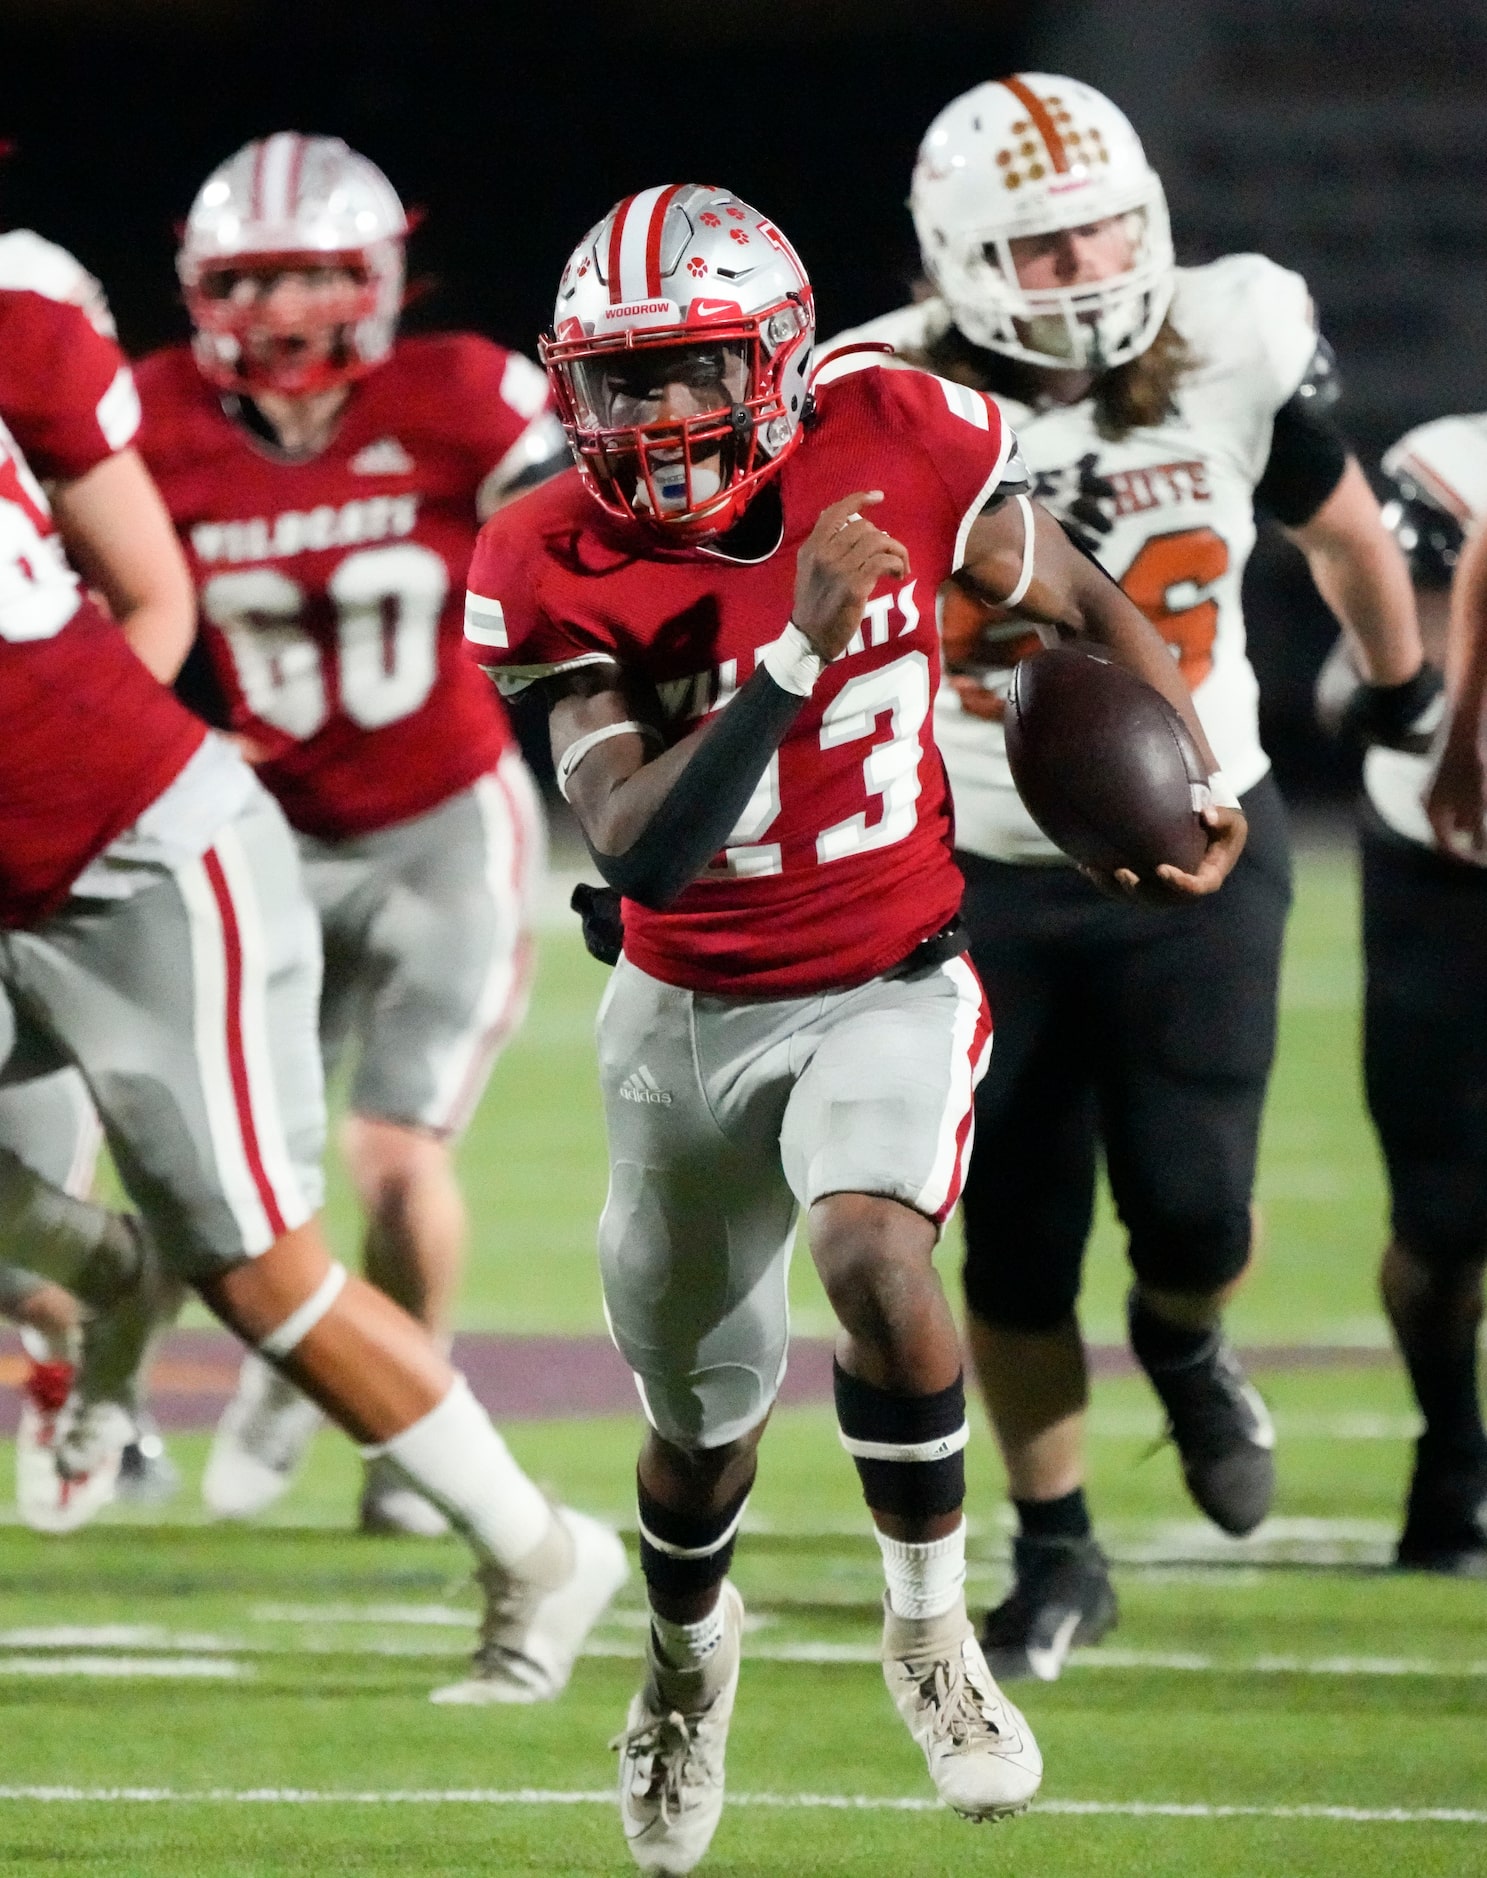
[
  {"xmin": 541, "ymin": 183, "xmax": 815, "ymax": 539},
  {"xmin": 178, "ymin": 132, "xmax": 409, "ymax": 395},
  {"xmin": 911, "ymin": 75, "xmax": 1174, "ymax": 371}
]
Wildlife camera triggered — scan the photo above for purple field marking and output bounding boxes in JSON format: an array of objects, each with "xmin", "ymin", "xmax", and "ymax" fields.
[{"xmin": 0, "ymin": 1330, "xmax": 1397, "ymax": 1436}]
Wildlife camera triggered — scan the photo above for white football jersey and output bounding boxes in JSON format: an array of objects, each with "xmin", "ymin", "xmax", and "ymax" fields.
[
  {"xmin": 1367, "ymin": 415, "xmax": 1487, "ymax": 860},
  {"xmin": 825, "ymin": 254, "xmax": 1318, "ymax": 862}
]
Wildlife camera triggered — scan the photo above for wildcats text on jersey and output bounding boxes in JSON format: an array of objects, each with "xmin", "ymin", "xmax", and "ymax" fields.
[
  {"xmin": 190, "ymin": 494, "xmax": 418, "ymax": 565},
  {"xmin": 654, "ymin": 581, "xmax": 923, "ymax": 727}
]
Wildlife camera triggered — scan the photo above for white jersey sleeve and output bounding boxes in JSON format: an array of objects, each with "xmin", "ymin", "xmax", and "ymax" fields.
[
  {"xmin": 1172, "ymin": 253, "xmax": 1317, "ymax": 486},
  {"xmin": 1367, "ymin": 414, "xmax": 1487, "ymax": 861}
]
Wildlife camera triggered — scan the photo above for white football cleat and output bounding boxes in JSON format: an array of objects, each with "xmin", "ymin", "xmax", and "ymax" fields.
[
  {"xmin": 613, "ymin": 1580, "xmax": 744, "ymax": 1875},
  {"xmin": 882, "ymin": 1593, "xmax": 1043, "ymax": 1821},
  {"xmin": 430, "ymin": 1505, "xmax": 628, "ymax": 1705},
  {"xmin": 16, "ymin": 1359, "xmax": 123, "ymax": 1534},
  {"xmin": 359, "ymin": 1453, "xmax": 450, "ymax": 1537},
  {"xmin": 202, "ymin": 1352, "xmax": 325, "ymax": 1518}
]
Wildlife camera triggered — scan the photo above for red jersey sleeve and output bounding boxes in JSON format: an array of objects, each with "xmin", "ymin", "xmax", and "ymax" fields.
[
  {"xmin": 867, "ymin": 365, "xmax": 1015, "ymax": 546},
  {"xmin": 0, "ymin": 275, "xmax": 139, "ymax": 482},
  {"xmin": 464, "ymin": 490, "xmax": 618, "ymax": 694}
]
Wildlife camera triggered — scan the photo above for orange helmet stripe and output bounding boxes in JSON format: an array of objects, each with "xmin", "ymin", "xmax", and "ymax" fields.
[{"xmin": 999, "ymin": 75, "xmax": 1070, "ymax": 174}]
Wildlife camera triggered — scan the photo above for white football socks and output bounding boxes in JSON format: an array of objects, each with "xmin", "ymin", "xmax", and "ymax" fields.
[
  {"xmin": 876, "ymin": 1518, "xmax": 968, "ymax": 1621},
  {"xmin": 365, "ymin": 1374, "xmax": 552, "ymax": 1569}
]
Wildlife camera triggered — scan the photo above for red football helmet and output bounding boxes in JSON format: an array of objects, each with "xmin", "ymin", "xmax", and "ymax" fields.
[
  {"xmin": 540, "ymin": 184, "xmax": 815, "ymax": 540},
  {"xmin": 178, "ymin": 133, "xmax": 409, "ymax": 397}
]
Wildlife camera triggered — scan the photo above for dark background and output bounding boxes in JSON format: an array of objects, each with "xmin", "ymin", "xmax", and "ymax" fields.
[{"xmin": 6, "ymin": 0, "xmax": 1482, "ymax": 802}]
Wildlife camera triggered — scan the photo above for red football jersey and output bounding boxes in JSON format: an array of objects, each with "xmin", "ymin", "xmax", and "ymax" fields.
[
  {"xmin": 0, "ymin": 233, "xmax": 206, "ymax": 929},
  {"xmin": 466, "ymin": 364, "xmax": 1016, "ymax": 996},
  {"xmin": 135, "ymin": 333, "xmax": 550, "ymax": 839}
]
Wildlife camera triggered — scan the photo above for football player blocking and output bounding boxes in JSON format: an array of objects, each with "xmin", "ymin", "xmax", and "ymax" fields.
[
  {"xmin": 830, "ymin": 73, "xmax": 1430, "ymax": 1677},
  {"xmin": 139, "ymin": 133, "xmax": 567, "ymax": 1532},
  {"xmin": 0, "ymin": 235, "xmax": 623, "ymax": 1696},
  {"xmin": 466, "ymin": 182, "xmax": 1244, "ymax": 1871}
]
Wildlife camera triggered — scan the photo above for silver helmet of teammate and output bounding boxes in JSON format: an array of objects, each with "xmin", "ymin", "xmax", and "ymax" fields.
[{"xmin": 178, "ymin": 132, "xmax": 409, "ymax": 395}]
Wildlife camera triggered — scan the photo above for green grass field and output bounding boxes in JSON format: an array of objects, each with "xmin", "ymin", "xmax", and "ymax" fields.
[{"xmin": 3, "ymin": 840, "xmax": 1485, "ymax": 1878}]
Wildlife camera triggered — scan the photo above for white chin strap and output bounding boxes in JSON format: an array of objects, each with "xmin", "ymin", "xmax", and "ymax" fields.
[{"xmin": 258, "ymin": 1262, "xmax": 348, "ymax": 1360}]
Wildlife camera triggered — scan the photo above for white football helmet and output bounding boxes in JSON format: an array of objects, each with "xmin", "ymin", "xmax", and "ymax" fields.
[
  {"xmin": 541, "ymin": 184, "xmax": 815, "ymax": 539},
  {"xmin": 178, "ymin": 132, "xmax": 409, "ymax": 396},
  {"xmin": 911, "ymin": 75, "xmax": 1174, "ymax": 372}
]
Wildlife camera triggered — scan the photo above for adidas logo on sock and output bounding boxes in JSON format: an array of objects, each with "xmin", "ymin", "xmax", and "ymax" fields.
[
  {"xmin": 619, "ymin": 1065, "xmax": 672, "ymax": 1106},
  {"xmin": 349, "ymin": 437, "xmax": 415, "ymax": 475}
]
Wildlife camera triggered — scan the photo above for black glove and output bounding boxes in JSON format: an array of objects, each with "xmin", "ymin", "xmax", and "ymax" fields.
[
  {"xmin": 1337, "ymin": 663, "xmax": 1445, "ymax": 754},
  {"xmin": 571, "ymin": 881, "xmax": 624, "ymax": 967}
]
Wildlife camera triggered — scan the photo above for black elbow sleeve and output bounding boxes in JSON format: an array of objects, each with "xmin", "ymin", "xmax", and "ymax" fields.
[{"xmin": 1256, "ymin": 394, "xmax": 1349, "ymax": 527}]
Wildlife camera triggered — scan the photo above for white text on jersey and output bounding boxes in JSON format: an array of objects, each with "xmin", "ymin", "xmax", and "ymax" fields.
[
  {"xmin": 190, "ymin": 494, "xmax": 419, "ymax": 566},
  {"xmin": 655, "ymin": 580, "xmax": 921, "ymax": 726}
]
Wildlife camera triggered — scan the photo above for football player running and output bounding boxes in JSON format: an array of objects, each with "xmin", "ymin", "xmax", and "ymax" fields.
[
  {"xmin": 826, "ymin": 74, "xmax": 1433, "ymax": 1678},
  {"xmin": 0, "ymin": 232, "xmax": 194, "ymax": 1529},
  {"xmin": 135, "ymin": 135, "xmax": 568, "ymax": 1533},
  {"xmin": 1319, "ymin": 416, "xmax": 1487, "ymax": 1572},
  {"xmin": 0, "ymin": 228, "xmax": 624, "ymax": 1698},
  {"xmin": 465, "ymin": 182, "xmax": 1244, "ymax": 1871}
]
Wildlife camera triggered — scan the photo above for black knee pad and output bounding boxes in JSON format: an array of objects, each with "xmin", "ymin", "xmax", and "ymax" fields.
[
  {"xmin": 636, "ymin": 1477, "xmax": 750, "ymax": 1601},
  {"xmin": 1127, "ymin": 1204, "xmax": 1252, "ymax": 1296},
  {"xmin": 833, "ymin": 1361, "xmax": 967, "ymax": 1518}
]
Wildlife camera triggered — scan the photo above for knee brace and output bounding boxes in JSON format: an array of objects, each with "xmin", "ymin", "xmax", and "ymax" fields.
[
  {"xmin": 1126, "ymin": 1206, "xmax": 1252, "ymax": 1297},
  {"xmin": 833, "ymin": 1361, "xmax": 967, "ymax": 1518},
  {"xmin": 636, "ymin": 1478, "xmax": 750, "ymax": 1601},
  {"xmin": 258, "ymin": 1262, "xmax": 348, "ymax": 1359}
]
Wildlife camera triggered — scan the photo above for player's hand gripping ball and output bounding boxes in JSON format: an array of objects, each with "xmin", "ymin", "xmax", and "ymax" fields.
[{"xmin": 1004, "ymin": 646, "xmax": 1212, "ymax": 896}]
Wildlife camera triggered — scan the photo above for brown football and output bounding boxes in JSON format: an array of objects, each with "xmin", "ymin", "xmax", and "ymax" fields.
[{"xmin": 1004, "ymin": 647, "xmax": 1209, "ymax": 880}]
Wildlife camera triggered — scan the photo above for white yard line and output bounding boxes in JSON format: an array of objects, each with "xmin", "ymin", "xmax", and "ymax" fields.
[
  {"xmin": 0, "ymin": 1656, "xmax": 248, "ymax": 1679},
  {"xmin": 0, "ymin": 1787, "xmax": 1478, "ymax": 1824},
  {"xmin": 3, "ymin": 1629, "xmax": 1486, "ymax": 1680}
]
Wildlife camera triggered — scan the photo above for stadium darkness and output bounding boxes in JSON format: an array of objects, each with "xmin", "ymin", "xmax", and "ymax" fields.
[{"xmin": 0, "ymin": 0, "xmax": 1032, "ymax": 368}]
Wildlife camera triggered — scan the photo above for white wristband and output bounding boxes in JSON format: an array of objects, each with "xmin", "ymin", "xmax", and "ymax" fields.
[
  {"xmin": 759, "ymin": 621, "xmax": 825, "ymax": 698},
  {"xmin": 555, "ymin": 720, "xmax": 660, "ymax": 802},
  {"xmin": 1192, "ymin": 769, "xmax": 1242, "ymax": 813}
]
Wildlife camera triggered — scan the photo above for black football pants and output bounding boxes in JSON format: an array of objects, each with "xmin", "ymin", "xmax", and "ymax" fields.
[{"xmin": 957, "ymin": 774, "xmax": 1291, "ymax": 1331}]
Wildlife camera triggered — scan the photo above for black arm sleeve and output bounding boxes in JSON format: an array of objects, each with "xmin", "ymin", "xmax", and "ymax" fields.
[
  {"xmin": 1254, "ymin": 392, "xmax": 1349, "ymax": 526},
  {"xmin": 585, "ymin": 666, "xmax": 806, "ymax": 909}
]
